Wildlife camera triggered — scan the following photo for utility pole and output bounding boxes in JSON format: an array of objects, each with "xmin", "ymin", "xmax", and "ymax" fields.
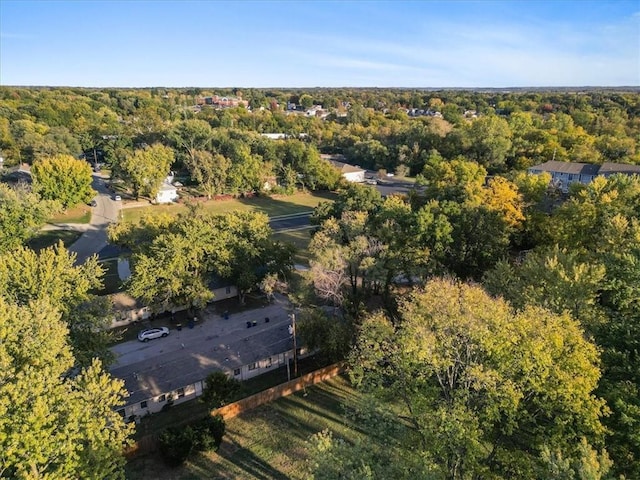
[
  {"xmin": 289, "ymin": 312, "xmax": 298, "ymax": 378},
  {"xmin": 285, "ymin": 351, "xmax": 291, "ymax": 382}
]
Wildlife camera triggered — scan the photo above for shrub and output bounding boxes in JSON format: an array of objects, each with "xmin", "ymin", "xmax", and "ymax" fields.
[
  {"xmin": 158, "ymin": 426, "xmax": 195, "ymax": 467},
  {"xmin": 200, "ymin": 371, "xmax": 242, "ymax": 409},
  {"xmin": 158, "ymin": 415, "xmax": 226, "ymax": 466},
  {"xmin": 193, "ymin": 415, "xmax": 226, "ymax": 452}
]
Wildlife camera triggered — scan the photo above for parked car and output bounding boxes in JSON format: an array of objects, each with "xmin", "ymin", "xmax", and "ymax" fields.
[
  {"xmin": 90, "ymin": 200, "xmax": 98, "ymax": 207},
  {"xmin": 138, "ymin": 327, "xmax": 170, "ymax": 342},
  {"xmin": 114, "ymin": 195, "xmax": 122, "ymax": 201}
]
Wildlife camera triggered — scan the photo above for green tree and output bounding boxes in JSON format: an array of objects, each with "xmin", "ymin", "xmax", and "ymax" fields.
[
  {"xmin": 128, "ymin": 231, "xmax": 216, "ymax": 313},
  {"xmin": 297, "ymin": 308, "xmax": 353, "ymax": 363},
  {"xmin": 0, "ymin": 297, "xmax": 133, "ymax": 479},
  {"xmin": 31, "ymin": 154, "xmax": 95, "ymax": 209},
  {"xmin": 0, "ymin": 243, "xmax": 113, "ymax": 366},
  {"xmin": 185, "ymin": 150, "xmax": 231, "ymax": 198},
  {"xmin": 461, "ymin": 115, "xmax": 513, "ymax": 171},
  {"xmin": 199, "ymin": 371, "xmax": 242, "ymax": 409},
  {"xmin": 117, "ymin": 143, "xmax": 174, "ymax": 199},
  {"xmin": 170, "ymin": 118, "xmax": 213, "ymax": 165},
  {"xmin": 299, "ymin": 93, "xmax": 314, "ymax": 109},
  {"xmin": 418, "ymin": 155, "xmax": 486, "ymax": 204},
  {"xmin": 0, "ymin": 183, "xmax": 58, "ymax": 254},
  {"xmin": 350, "ymin": 279, "xmax": 606, "ymax": 479}
]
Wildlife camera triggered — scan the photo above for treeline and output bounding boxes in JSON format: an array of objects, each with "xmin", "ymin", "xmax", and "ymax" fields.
[
  {"xmin": 1, "ymin": 87, "xmax": 638, "ymax": 183},
  {"xmin": 301, "ymin": 168, "xmax": 640, "ymax": 479}
]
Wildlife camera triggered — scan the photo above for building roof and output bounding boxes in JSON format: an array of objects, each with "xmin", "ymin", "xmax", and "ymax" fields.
[
  {"xmin": 598, "ymin": 162, "xmax": 640, "ymax": 175},
  {"xmin": 158, "ymin": 183, "xmax": 177, "ymax": 193},
  {"xmin": 529, "ymin": 161, "xmax": 600, "ymax": 176},
  {"xmin": 328, "ymin": 160, "xmax": 365, "ymax": 174},
  {"xmin": 111, "ymin": 324, "xmax": 296, "ymax": 405}
]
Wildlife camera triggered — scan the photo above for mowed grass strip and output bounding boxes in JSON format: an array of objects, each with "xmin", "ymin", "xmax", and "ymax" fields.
[
  {"xmin": 47, "ymin": 204, "xmax": 92, "ymax": 224},
  {"xmin": 26, "ymin": 230, "xmax": 83, "ymax": 252},
  {"xmin": 272, "ymin": 228, "xmax": 313, "ymax": 266},
  {"xmin": 123, "ymin": 191, "xmax": 336, "ymax": 224},
  {"xmin": 125, "ymin": 375, "xmax": 372, "ymax": 480}
]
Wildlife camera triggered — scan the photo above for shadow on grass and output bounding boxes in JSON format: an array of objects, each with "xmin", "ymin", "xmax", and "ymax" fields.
[
  {"xmin": 204, "ymin": 440, "xmax": 290, "ymax": 480},
  {"xmin": 126, "ymin": 375, "xmax": 359, "ymax": 479},
  {"xmin": 235, "ymin": 190, "xmax": 337, "ymax": 217},
  {"xmin": 27, "ymin": 230, "xmax": 83, "ymax": 252}
]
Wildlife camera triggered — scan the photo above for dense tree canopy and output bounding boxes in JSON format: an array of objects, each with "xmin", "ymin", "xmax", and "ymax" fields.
[
  {"xmin": 349, "ymin": 279, "xmax": 607, "ymax": 480},
  {"xmin": 0, "ymin": 182, "xmax": 57, "ymax": 254},
  {"xmin": 483, "ymin": 173, "xmax": 640, "ymax": 478},
  {"xmin": 0, "ymin": 297, "xmax": 132, "ymax": 479},
  {"xmin": 0, "ymin": 243, "xmax": 114, "ymax": 367},
  {"xmin": 110, "ymin": 206, "xmax": 294, "ymax": 310},
  {"xmin": 30, "ymin": 154, "xmax": 95, "ymax": 208},
  {"xmin": 115, "ymin": 143, "xmax": 174, "ymax": 199}
]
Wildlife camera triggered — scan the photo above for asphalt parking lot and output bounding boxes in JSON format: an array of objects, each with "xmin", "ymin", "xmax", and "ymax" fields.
[{"xmin": 109, "ymin": 294, "xmax": 293, "ymax": 370}]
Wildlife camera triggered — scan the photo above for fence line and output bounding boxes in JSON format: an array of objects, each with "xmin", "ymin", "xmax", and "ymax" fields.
[{"xmin": 125, "ymin": 362, "xmax": 344, "ymax": 459}]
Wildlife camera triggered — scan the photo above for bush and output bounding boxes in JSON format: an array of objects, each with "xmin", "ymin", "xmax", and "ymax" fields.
[
  {"xmin": 158, "ymin": 426, "xmax": 195, "ymax": 467},
  {"xmin": 200, "ymin": 371, "xmax": 242, "ymax": 409},
  {"xmin": 193, "ymin": 415, "xmax": 226, "ymax": 452},
  {"xmin": 158, "ymin": 415, "xmax": 226, "ymax": 466}
]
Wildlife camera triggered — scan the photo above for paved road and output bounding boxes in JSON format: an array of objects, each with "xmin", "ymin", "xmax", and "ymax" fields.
[
  {"xmin": 68, "ymin": 174, "xmax": 121, "ymax": 264},
  {"xmin": 270, "ymin": 212, "xmax": 313, "ymax": 232},
  {"xmin": 374, "ymin": 178, "xmax": 416, "ymax": 197}
]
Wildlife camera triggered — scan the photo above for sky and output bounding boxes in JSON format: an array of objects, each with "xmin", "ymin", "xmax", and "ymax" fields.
[{"xmin": 0, "ymin": 0, "xmax": 638, "ymax": 88}]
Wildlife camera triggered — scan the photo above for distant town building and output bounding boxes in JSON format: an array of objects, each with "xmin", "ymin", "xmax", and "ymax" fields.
[{"xmin": 196, "ymin": 95, "xmax": 248, "ymax": 109}]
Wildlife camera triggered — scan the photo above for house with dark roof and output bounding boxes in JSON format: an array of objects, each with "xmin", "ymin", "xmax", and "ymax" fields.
[
  {"xmin": 110, "ymin": 321, "xmax": 306, "ymax": 420},
  {"xmin": 527, "ymin": 161, "xmax": 640, "ymax": 192}
]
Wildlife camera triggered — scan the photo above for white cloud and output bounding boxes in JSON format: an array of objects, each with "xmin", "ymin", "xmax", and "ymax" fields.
[
  {"xmin": 285, "ymin": 11, "xmax": 639, "ymax": 87},
  {"xmin": 0, "ymin": 32, "xmax": 34, "ymax": 40}
]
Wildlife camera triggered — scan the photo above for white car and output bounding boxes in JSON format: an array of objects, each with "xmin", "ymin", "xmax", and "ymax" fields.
[
  {"xmin": 137, "ymin": 327, "xmax": 170, "ymax": 342},
  {"xmin": 114, "ymin": 195, "xmax": 122, "ymax": 201}
]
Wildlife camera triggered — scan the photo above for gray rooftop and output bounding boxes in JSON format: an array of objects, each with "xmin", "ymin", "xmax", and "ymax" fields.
[
  {"xmin": 598, "ymin": 162, "xmax": 640, "ymax": 175},
  {"xmin": 111, "ymin": 316, "xmax": 296, "ymax": 405},
  {"xmin": 529, "ymin": 161, "xmax": 600, "ymax": 176}
]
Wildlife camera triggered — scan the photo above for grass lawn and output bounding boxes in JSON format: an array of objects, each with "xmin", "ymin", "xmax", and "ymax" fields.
[
  {"xmin": 26, "ymin": 230, "xmax": 83, "ymax": 252},
  {"xmin": 47, "ymin": 205, "xmax": 92, "ymax": 224},
  {"xmin": 94, "ymin": 259, "xmax": 123, "ymax": 295},
  {"xmin": 123, "ymin": 191, "xmax": 336, "ymax": 224},
  {"xmin": 272, "ymin": 228, "xmax": 313, "ymax": 266},
  {"xmin": 125, "ymin": 374, "xmax": 379, "ymax": 480}
]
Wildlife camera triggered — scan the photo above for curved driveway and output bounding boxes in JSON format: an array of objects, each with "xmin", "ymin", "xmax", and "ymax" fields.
[{"xmin": 68, "ymin": 173, "xmax": 121, "ymax": 264}]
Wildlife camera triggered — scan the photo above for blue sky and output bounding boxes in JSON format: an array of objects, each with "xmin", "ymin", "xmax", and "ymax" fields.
[{"xmin": 1, "ymin": 0, "xmax": 638, "ymax": 88}]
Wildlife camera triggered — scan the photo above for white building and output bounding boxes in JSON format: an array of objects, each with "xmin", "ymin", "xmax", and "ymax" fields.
[
  {"xmin": 327, "ymin": 159, "xmax": 366, "ymax": 183},
  {"xmin": 155, "ymin": 183, "xmax": 178, "ymax": 204}
]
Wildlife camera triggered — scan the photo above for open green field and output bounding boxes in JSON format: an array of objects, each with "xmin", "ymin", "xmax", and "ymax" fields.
[
  {"xmin": 26, "ymin": 230, "xmax": 83, "ymax": 252},
  {"xmin": 272, "ymin": 228, "xmax": 314, "ymax": 265},
  {"xmin": 125, "ymin": 375, "xmax": 374, "ymax": 480},
  {"xmin": 123, "ymin": 191, "xmax": 336, "ymax": 223},
  {"xmin": 47, "ymin": 204, "xmax": 92, "ymax": 224}
]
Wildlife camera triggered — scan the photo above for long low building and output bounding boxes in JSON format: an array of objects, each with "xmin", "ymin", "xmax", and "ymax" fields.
[
  {"xmin": 528, "ymin": 161, "xmax": 640, "ymax": 192},
  {"xmin": 109, "ymin": 305, "xmax": 305, "ymax": 421}
]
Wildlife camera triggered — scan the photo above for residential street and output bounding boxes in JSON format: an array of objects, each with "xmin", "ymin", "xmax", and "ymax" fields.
[{"xmin": 68, "ymin": 173, "xmax": 121, "ymax": 264}]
